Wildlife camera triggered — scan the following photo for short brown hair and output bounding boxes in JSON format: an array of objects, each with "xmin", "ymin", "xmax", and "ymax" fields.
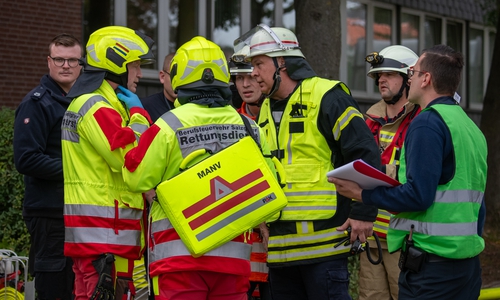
[
  {"xmin": 420, "ymin": 44, "xmax": 463, "ymax": 95},
  {"xmin": 49, "ymin": 33, "xmax": 83, "ymax": 57},
  {"xmin": 162, "ymin": 52, "xmax": 176, "ymax": 72}
]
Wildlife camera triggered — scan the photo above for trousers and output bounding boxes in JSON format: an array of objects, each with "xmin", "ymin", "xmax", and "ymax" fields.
[{"xmin": 268, "ymin": 259, "xmax": 351, "ymax": 300}]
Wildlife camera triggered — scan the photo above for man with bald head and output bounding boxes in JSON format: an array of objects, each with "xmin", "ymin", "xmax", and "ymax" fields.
[{"xmin": 141, "ymin": 52, "xmax": 177, "ymax": 121}]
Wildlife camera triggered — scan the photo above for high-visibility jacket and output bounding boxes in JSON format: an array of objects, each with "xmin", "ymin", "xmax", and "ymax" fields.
[
  {"xmin": 365, "ymin": 100, "xmax": 420, "ymax": 239},
  {"xmin": 258, "ymin": 77, "xmax": 366, "ymax": 264},
  {"xmin": 123, "ymin": 103, "xmax": 274, "ymax": 277},
  {"xmin": 388, "ymin": 104, "xmax": 486, "ymax": 259},
  {"xmin": 62, "ymin": 81, "xmax": 150, "ymax": 259}
]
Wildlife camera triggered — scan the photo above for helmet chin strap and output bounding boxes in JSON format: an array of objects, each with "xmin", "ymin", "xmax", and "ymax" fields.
[
  {"xmin": 383, "ymin": 75, "xmax": 408, "ymax": 105},
  {"xmin": 265, "ymin": 57, "xmax": 284, "ymax": 98},
  {"xmin": 105, "ymin": 72, "xmax": 129, "ymax": 88}
]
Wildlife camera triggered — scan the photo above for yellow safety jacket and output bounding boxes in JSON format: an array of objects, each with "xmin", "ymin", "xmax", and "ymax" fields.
[
  {"xmin": 257, "ymin": 77, "xmax": 353, "ymax": 221},
  {"xmin": 258, "ymin": 77, "xmax": 364, "ymax": 264},
  {"xmin": 123, "ymin": 103, "xmax": 275, "ymax": 278},
  {"xmin": 62, "ymin": 81, "xmax": 149, "ymax": 259}
]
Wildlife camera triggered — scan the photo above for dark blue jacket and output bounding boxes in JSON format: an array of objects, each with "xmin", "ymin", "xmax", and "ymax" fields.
[
  {"xmin": 363, "ymin": 96, "xmax": 486, "ymax": 235},
  {"xmin": 141, "ymin": 92, "xmax": 174, "ymax": 122},
  {"xmin": 14, "ymin": 75, "xmax": 71, "ymax": 218}
]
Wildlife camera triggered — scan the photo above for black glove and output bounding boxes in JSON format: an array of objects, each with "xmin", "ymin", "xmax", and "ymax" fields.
[{"xmin": 90, "ymin": 253, "xmax": 115, "ymax": 300}]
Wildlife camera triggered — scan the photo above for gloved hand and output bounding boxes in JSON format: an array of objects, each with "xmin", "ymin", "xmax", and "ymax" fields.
[
  {"xmin": 117, "ymin": 85, "xmax": 143, "ymax": 109},
  {"xmin": 91, "ymin": 253, "xmax": 115, "ymax": 300}
]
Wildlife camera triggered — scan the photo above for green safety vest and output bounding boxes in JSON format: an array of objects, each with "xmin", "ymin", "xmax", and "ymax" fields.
[{"xmin": 388, "ymin": 104, "xmax": 486, "ymax": 259}]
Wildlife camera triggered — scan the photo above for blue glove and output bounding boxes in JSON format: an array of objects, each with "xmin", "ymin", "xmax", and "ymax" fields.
[{"xmin": 117, "ymin": 85, "xmax": 143, "ymax": 109}]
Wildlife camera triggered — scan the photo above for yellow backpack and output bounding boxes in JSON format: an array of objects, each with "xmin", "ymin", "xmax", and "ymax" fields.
[{"xmin": 156, "ymin": 117, "xmax": 286, "ymax": 257}]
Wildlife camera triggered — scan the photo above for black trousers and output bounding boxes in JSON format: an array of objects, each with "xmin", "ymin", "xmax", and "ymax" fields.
[{"xmin": 25, "ymin": 217, "xmax": 75, "ymax": 300}]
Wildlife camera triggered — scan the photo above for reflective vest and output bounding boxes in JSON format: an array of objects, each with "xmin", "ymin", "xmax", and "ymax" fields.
[
  {"xmin": 258, "ymin": 77, "xmax": 361, "ymax": 264},
  {"xmin": 62, "ymin": 81, "xmax": 149, "ymax": 259},
  {"xmin": 365, "ymin": 101, "xmax": 420, "ymax": 239},
  {"xmin": 388, "ymin": 104, "xmax": 486, "ymax": 259},
  {"xmin": 257, "ymin": 77, "xmax": 355, "ymax": 221}
]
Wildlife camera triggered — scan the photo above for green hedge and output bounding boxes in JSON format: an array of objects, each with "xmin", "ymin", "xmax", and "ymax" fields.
[{"xmin": 0, "ymin": 107, "xmax": 29, "ymax": 255}]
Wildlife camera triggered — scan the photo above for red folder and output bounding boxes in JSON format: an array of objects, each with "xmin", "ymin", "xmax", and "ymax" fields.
[{"xmin": 326, "ymin": 159, "xmax": 400, "ymax": 190}]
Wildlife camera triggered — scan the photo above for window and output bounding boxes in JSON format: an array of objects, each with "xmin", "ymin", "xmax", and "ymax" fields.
[
  {"xmin": 127, "ymin": 0, "xmax": 158, "ymax": 70},
  {"xmin": 372, "ymin": 7, "xmax": 392, "ymax": 92},
  {"xmin": 251, "ymin": 0, "xmax": 275, "ymax": 26},
  {"xmin": 282, "ymin": 0, "xmax": 295, "ymax": 30},
  {"xmin": 212, "ymin": 0, "xmax": 241, "ymax": 57},
  {"xmin": 425, "ymin": 17, "xmax": 441, "ymax": 49},
  {"xmin": 401, "ymin": 13, "xmax": 419, "ymax": 54},
  {"xmin": 373, "ymin": 7, "xmax": 392, "ymax": 52},
  {"xmin": 346, "ymin": 1, "xmax": 367, "ymax": 91},
  {"xmin": 469, "ymin": 28, "xmax": 484, "ymax": 108},
  {"xmin": 447, "ymin": 21, "xmax": 463, "ymax": 53}
]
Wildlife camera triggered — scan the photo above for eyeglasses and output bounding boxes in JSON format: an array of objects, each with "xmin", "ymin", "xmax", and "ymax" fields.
[
  {"xmin": 162, "ymin": 69, "xmax": 170, "ymax": 75},
  {"xmin": 49, "ymin": 56, "xmax": 80, "ymax": 68},
  {"xmin": 407, "ymin": 66, "xmax": 428, "ymax": 78}
]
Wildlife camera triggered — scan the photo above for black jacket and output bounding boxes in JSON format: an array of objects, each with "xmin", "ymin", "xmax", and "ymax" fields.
[
  {"xmin": 14, "ymin": 75, "xmax": 71, "ymax": 218},
  {"xmin": 141, "ymin": 92, "xmax": 174, "ymax": 122}
]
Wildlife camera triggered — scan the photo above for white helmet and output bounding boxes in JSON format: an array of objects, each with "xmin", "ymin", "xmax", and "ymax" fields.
[
  {"xmin": 366, "ymin": 45, "xmax": 418, "ymax": 78},
  {"xmin": 233, "ymin": 24, "xmax": 305, "ymax": 61}
]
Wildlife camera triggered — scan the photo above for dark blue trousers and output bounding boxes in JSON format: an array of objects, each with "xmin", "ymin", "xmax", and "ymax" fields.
[
  {"xmin": 268, "ymin": 259, "xmax": 351, "ymax": 300},
  {"xmin": 398, "ymin": 255, "xmax": 481, "ymax": 300}
]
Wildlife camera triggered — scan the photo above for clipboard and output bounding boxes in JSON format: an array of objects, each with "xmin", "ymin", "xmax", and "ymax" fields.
[{"xmin": 327, "ymin": 159, "xmax": 400, "ymax": 189}]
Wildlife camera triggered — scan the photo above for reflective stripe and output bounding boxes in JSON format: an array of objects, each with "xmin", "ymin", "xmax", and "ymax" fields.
[
  {"xmin": 379, "ymin": 130, "xmax": 394, "ymax": 143},
  {"xmin": 131, "ymin": 123, "xmax": 149, "ymax": 135},
  {"xmin": 64, "ymin": 204, "xmax": 143, "ymax": 220},
  {"xmin": 161, "ymin": 111, "xmax": 182, "ymax": 131},
  {"xmin": 62, "ymin": 128, "xmax": 80, "ymax": 142},
  {"xmin": 268, "ymin": 229, "xmax": 345, "ymax": 246},
  {"xmin": 251, "ymin": 261, "xmax": 268, "ymax": 273},
  {"xmin": 435, "ymin": 189, "xmax": 483, "ymax": 204},
  {"xmin": 66, "ymin": 227, "xmax": 141, "ymax": 246},
  {"xmin": 390, "ymin": 217, "xmax": 478, "ymax": 236},
  {"xmin": 285, "ymin": 190, "xmax": 336, "ymax": 197},
  {"xmin": 150, "ymin": 239, "xmax": 251, "ymax": 263},
  {"xmin": 195, "ymin": 191, "xmax": 278, "ymax": 241},
  {"xmin": 374, "ymin": 222, "xmax": 389, "ymax": 231},
  {"xmin": 182, "ymin": 59, "xmax": 228, "ymax": 79},
  {"xmin": 62, "ymin": 95, "xmax": 110, "ymax": 142},
  {"xmin": 251, "ymin": 241, "xmax": 266, "ymax": 254},
  {"xmin": 332, "ymin": 107, "xmax": 364, "ymax": 141},
  {"xmin": 79, "ymin": 95, "xmax": 108, "ymax": 115},
  {"xmin": 282, "ymin": 205, "xmax": 336, "ymax": 212},
  {"xmin": 267, "ymin": 243, "xmax": 350, "ymax": 262},
  {"xmin": 151, "ymin": 217, "xmax": 173, "ymax": 234}
]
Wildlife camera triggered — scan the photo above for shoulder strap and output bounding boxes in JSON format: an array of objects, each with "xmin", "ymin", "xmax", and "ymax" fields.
[{"xmin": 239, "ymin": 114, "xmax": 260, "ymax": 145}]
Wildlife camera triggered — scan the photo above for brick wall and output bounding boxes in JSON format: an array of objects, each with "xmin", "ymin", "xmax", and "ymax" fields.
[{"xmin": 0, "ymin": 0, "xmax": 83, "ymax": 109}]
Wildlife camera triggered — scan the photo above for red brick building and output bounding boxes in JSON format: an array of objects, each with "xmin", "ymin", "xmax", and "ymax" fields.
[
  {"xmin": 0, "ymin": 0, "xmax": 494, "ymax": 125},
  {"xmin": 0, "ymin": 1, "xmax": 82, "ymax": 108}
]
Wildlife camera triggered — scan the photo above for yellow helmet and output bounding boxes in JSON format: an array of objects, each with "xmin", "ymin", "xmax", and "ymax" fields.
[
  {"xmin": 85, "ymin": 26, "xmax": 154, "ymax": 75},
  {"xmin": 170, "ymin": 36, "xmax": 229, "ymax": 91}
]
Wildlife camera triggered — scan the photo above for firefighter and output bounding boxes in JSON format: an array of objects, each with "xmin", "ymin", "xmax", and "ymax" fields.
[
  {"xmin": 61, "ymin": 25, "xmax": 154, "ymax": 300},
  {"xmin": 360, "ymin": 45, "xmax": 420, "ymax": 300},
  {"xmin": 122, "ymin": 36, "xmax": 275, "ymax": 300},
  {"xmin": 233, "ymin": 25, "xmax": 380, "ymax": 300}
]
